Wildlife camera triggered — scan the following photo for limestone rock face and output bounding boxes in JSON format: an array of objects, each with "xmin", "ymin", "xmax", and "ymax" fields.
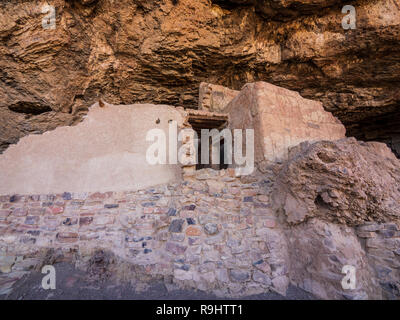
[
  {"xmin": 273, "ymin": 137, "xmax": 400, "ymax": 225},
  {"xmin": 272, "ymin": 137, "xmax": 400, "ymax": 299},
  {"xmin": 1, "ymin": 0, "xmax": 399, "ymax": 152},
  {"xmin": 287, "ymin": 218, "xmax": 381, "ymax": 300}
]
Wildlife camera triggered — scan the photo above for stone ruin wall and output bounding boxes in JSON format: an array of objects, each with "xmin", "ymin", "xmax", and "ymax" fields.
[
  {"xmin": 0, "ymin": 166, "xmax": 399, "ymax": 299},
  {"xmin": 0, "ymin": 82, "xmax": 399, "ymax": 299},
  {"xmin": 199, "ymin": 81, "xmax": 347, "ymax": 163},
  {"xmin": 223, "ymin": 82, "xmax": 346, "ymax": 163},
  {"xmin": 0, "ymin": 81, "xmax": 346, "ymax": 195},
  {"xmin": 198, "ymin": 82, "xmax": 239, "ymax": 113},
  {"xmin": 0, "ymin": 168, "xmax": 283, "ymax": 297}
]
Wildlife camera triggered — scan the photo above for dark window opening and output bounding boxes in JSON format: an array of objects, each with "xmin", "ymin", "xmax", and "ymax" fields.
[
  {"xmin": 196, "ymin": 136, "xmax": 229, "ymax": 171},
  {"xmin": 187, "ymin": 111, "xmax": 229, "ymax": 170}
]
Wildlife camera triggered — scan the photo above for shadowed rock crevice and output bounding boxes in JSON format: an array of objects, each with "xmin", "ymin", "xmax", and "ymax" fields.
[
  {"xmin": 346, "ymin": 110, "xmax": 400, "ymax": 158},
  {"xmin": 8, "ymin": 101, "xmax": 52, "ymax": 115},
  {"xmin": 213, "ymin": 0, "xmax": 357, "ymax": 20}
]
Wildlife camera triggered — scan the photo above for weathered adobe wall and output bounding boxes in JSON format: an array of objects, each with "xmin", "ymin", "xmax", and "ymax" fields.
[
  {"xmin": 224, "ymin": 82, "xmax": 346, "ymax": 163},
  {"xmin": 0, "ymin": 166, "xmax": 399, "ymax": 299},
  {"xmin": 0, "ymin": 102, "xmax": 186, "ymax": 195},
  {"xmin": 0, "ymin": 81, "xmax": 346, "ymax": 195}
]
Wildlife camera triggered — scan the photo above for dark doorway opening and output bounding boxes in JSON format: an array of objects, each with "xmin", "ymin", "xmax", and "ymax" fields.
[{"xmin": 187, "ymin": 110, "xmax": 229, "ymax": 170}]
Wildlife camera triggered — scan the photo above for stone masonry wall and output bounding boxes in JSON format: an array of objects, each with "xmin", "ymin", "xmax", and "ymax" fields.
[
  {"xmin": 356, "ymin": 223, "xmax": 400, "ymax": 298},
  {"xmin": 1, "ymin": 166, "xmax": 399, "ymax": 299},
  {"xmin": 0, "ymin": 168, "xmax": 285, "ymax": 297}
]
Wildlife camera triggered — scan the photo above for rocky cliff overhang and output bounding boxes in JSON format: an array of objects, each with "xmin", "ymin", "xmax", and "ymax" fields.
[{"xmin": 0, "ymin": 0, "xmax": 399, "ymax": 153}]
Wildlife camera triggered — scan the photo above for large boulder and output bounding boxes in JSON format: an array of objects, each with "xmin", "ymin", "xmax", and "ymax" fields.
[
  {"xmin": 272, "ymin": 137, "xmax": 400, "ymax": 299},
  {"xmin": 272, "ymin": 137, "xmax": 400, "ymax": 225}
]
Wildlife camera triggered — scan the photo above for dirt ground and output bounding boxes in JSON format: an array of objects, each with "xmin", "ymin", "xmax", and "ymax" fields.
[{"xmin": 0, "ymin": 262, "xmax": 315, "ymax": 300}]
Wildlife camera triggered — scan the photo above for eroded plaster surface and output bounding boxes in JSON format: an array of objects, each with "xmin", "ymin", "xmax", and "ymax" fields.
[{"xmin": 0, "ymin": 102, "xmax": 184, "ymax": 195}]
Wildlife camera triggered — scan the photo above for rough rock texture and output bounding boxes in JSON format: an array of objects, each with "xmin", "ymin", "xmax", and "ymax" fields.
[
  {"xmin": 0, "ymin": 168, "xmax": 286, "ymax": 298},
  {"xmin": 273, "ymin": 137, "xmax": 400, "ymax": 225},
  {"xmin": 273, "ymin": 138, "xmax": 400, "ymax": 299},
  {"xmin": 1, "ymin": 0, "xmax": 400, "ymax": 300},
  {"xmin": 1, "ymin": 0, "xmax": 399, "ymax": 152},
  {"xmin": 287, "ymin": 219, "xmax": 380, "ymax": 300}
]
